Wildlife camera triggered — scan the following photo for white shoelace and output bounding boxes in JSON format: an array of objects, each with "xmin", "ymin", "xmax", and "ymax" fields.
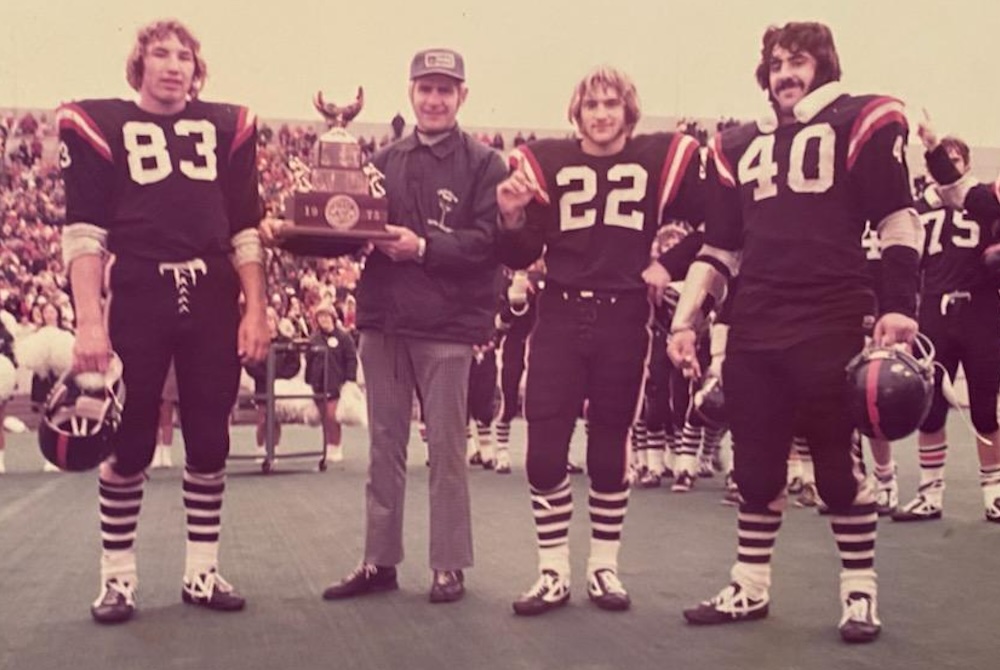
[
  {"xmin": 526, "ymin": 571, "xmax": 565, "ymax": 599},
  {"xmin": 840, "ymin": 595, "xmax": 874, "ymax": 626},
  {"xmin": 188, "ymin": 569, "xmax": 234, "ymax": 597},
  {"xmin": 94, "ymin": 578, "xmax": 136, "ymax": 607},
  {"xmin": 592, "ymin": 570, "xmax": 626, "ymax": 595}
]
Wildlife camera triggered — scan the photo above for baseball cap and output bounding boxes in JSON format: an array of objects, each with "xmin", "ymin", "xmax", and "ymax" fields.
[{"xmin": 410, "ymin": 48, "xmax": 465, "ymax": 82}]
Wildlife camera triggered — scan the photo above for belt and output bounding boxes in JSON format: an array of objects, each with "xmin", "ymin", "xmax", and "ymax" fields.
[{"xmin": 939, "ymin": 290, "xmax": 972, "ymax": 315}]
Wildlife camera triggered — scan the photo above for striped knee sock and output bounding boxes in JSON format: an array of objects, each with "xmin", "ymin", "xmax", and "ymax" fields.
[
  {"xmin": 531, "ymin": 476, "xmax": 572, "ymax": 577},
  {"xmin": 588, "ymin": 487, "xmax": 630, "ymax": 575},
  {"xmin": 831, "ymin": 502, "xmax": 878, "ymax": 595},
  {"xmin": 99, "ymin": 473, "xmax": 144, "ymax": 583},
  {"xmin": 183, "ymin": 468, "xmax": 225, "ymax": 578},
  {"xmin": 731, "ymin": 506, "xmax": 783, "ymax": 597}
]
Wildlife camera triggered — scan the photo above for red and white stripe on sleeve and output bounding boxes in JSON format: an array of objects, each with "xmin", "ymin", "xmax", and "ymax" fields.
[
  {"xmin": 656, "ymin": 133, "xmax": 700, "ymax": 220},
  {"xmin": 846, "ymin": 96, "xmax": 907, "ymax": 172},
  {"xmin": 230, "ymin": 106, "xmax": 256, "ymax": 159},
  {"xmin": 708, "ymin": 134, "xmax": 736, "ymax": 189},
  {"xmin": 56, "ymin": 103, "xmax": 112, "ymax": 163}
]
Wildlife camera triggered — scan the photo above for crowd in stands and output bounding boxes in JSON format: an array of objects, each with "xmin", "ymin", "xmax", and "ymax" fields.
[{"xmin": 0, "ymin": 108, "xmax": 741, "ymax": 350}]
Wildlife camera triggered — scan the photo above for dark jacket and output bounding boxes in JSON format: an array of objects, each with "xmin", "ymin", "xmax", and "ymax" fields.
[
  {"xmin": 244, "ymin": 334, "xmax": 301, "ymax": 395},
  {"xmin": 356, "ymin": 128, "xmax": 507, "ymax": 344},
  {"xmin": 304, "ymin": 327, "xmax": 357, "ymax": 397}
]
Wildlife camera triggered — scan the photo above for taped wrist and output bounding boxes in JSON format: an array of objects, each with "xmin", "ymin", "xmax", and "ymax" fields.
[
  {"xmin": 61, "ymin": 222, "xmax": 108, "ymax": 265},
  {"xmin": 231, "ymin": 228, "xmax": 264, "ymax": 267}
]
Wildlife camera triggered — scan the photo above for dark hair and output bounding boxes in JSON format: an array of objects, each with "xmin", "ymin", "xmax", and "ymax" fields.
[
  {"xmin": 754, "ymin": 22, "xmax": 841, "ymax": 94},
  {"xmin": 939, "ymin": 136, "xmax": 971, "ymax": 167}
]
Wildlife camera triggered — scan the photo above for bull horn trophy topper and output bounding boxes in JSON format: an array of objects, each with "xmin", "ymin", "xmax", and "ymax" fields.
[{"xmin": 276, "ymin": 86, "xmax": 395, "ymax": 256}]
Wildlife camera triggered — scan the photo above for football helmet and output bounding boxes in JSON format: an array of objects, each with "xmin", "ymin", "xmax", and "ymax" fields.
[
  {"xmin": 690, "ymin": 374, "xmax": 727, "ymax": 429},
  {"xmin": 845, "ymin": 334, "xmax": 934, "ymax": 441},
  {"xmin": 38, "ymin": 355, "xmax": 125, "ymax": 471}
]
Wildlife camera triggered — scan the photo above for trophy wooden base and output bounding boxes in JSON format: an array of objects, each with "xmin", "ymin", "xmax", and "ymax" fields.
[{"xmin": 274, "ymin": 225, "xmax": 399, "ymax": 258}]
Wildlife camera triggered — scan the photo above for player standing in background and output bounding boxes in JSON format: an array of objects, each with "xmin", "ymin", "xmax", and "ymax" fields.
[{"xmin": 894, "ymin": 127, "xmax": 1000, "ymax": 523}]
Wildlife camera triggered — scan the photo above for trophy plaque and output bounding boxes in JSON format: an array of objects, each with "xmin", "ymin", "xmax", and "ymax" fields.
[{"xmin": 276, "ymin": 87, "xmax": 396, "ymax": 256}]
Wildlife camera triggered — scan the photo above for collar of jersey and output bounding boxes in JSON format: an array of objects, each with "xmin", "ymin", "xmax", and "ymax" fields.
[{"xmin": 756, "ymin": 81, "xmax": 845, "ymax": 134}]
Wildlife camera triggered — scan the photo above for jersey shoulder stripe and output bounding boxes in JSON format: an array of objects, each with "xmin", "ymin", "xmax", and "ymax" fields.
[
  {"xmin": 710, "ymin": 134, "xmax": 736, "ymax": 188},
  {"xmin": 230, "ymin": 106, "xmax": 256, "ymax": 159},
  {"xmin": 846, "ymin": 96, "xmax": 907, "ymax": 171},
  {"xmin": 658, "ymin": 133, "xmax": 699, "ymax": 218},
  {"xmin": 56, "ymin": 102, "xmax": 112, "ymax": 163}
]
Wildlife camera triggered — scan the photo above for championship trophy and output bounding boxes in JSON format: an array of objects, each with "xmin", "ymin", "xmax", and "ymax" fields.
[{"xmin": 275, "ymin": 87, "xmax": 395, "ymax": 257}]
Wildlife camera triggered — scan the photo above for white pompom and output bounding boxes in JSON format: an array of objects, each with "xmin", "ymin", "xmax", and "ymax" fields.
[
  {"xmin": 0, "ymin": 310, "xmax": 17, "ymax": 336},
  {"xmin": 0, "ymin": 355, "xmax": 16, "ymax": 400},
  {"xmin": 13, "ymin": 326, "xmax": 75, "ymax": 376},
  {"xmin": 273, "ymin": 378, "xmax": 321, "ymax": 424},
  {"xmin": 13, "ymin": 329, "xmax": 49, "ymax": 374},
  {"xmin": 46, "ymin": 328, "xmax": 76, "ymax": 376}
]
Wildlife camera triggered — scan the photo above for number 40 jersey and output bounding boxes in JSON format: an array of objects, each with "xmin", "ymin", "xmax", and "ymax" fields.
[
  {"xmin": 57, "ymin": 98, "xmax": 262, "ymax": 263},
  {"xmin": 499, "ymin": 133, "xmax": 704, "ymax": 291},
  {"xmin": 706, "ymin": 86, "xmax": 914, "ymax": 351}
]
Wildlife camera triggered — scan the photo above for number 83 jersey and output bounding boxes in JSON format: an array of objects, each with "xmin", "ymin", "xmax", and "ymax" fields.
[
  {"xmin": 502, "ymin": 133, "xmax": 704, "ymax": 291},
  {"xmin": 57, "ymin": 98, "xmax": 261, "ymax": 262},
  {"xmin": 706, "ymin": 85, "xmax": 914, "ymax": 350}
]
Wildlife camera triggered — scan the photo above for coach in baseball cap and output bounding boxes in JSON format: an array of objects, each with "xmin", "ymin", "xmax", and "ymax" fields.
[{"xmin": 318, "ymin": 46, "xmax": 506, "ymax": 606}]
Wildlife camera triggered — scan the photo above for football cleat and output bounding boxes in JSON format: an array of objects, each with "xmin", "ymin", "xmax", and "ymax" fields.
[
  {"xmin": 91, "ymin": 577, "xmax": 137, "ymax": 624},
  {"xmin": 697, "ymin": 458, "xmax": 715, "ymax": 479},
  {"xmin": 786, "ymin": 475, "xmax": 804, "ymax": 495},
  {"xmin": 875, "ymin": 476, "xmax": 899, "ymax": 516},
  {"xmin": 495, "ymin": 451, "xmax": 512, "ymax": 474},
  {"xmin": 181, "ymin": 568, "xmax": 246, "ymax": 611},
  {"xmin": 512, "ymin": 569, "xmax": 571, "ymax": 616},
  {"xmin": 638, "ymin": 469, "xmax": 661, "ymax": 489},
  {"xmin": 983, "ymin": 487, "xmax": 1000, "ymax": 523},
  {"xmin": 794, "ymin": 482, "xmax": 821, "ymax": 508},
  {"xmin": 839, "ymin": 591, "xmax": 881, "ymax": 643},
  {"xmin": 671, "ymin": 472, "xmax": 695, "ymax": 493},
  {"xmin": 892, "ymin": 483, "xmax": 943, "ymax": 522},
  {"xmin": 587, "ymin": 569, "xmax": 631, "ymax": 611},
  {"xmin": 683, "ymin": 581, "xmax": 769, "ymax": 625}
]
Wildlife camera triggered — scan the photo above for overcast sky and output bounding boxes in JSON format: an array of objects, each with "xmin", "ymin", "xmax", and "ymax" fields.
[{"xmin": 2, "ymin": 0, "xmax": 997, "ymax": 144}]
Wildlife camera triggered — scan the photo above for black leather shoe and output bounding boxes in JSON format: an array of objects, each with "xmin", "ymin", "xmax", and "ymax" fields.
[
  {"xmin": 429, "ymin": 570, "xmax": 464, "ymax": 603},
  {"xmin": 181, "ymin": 569, "xmax": 246, "ymax": 611},
  {"xmin": 91, "ymin": 578, "xmax": 137, "ymax": 624},
  {"xmin": 323, "ymin": 563, "xmax": 398, "ymax": 600}
]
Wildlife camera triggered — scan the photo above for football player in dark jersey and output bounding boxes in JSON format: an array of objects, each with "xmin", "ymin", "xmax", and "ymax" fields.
[
  {"xmin": 59, "ymin": 19, "xmax": 269, "ymax": 624},
  {"xmin": 494, "ymin": 269, "xmax": 538, "ymax": 474},
  {"xmin": 668, "ymin": 22, "xmax": 921, "ymax": 643},
  {"xmin": 895, "ymin": 124, "xmax": 1000, "ymax": 523},
  {"xmin": 496, "ymin": 67, "xmax": 704, "ymax": 615}
]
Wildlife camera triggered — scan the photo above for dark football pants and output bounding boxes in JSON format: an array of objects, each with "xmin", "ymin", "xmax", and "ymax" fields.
[
  {"xmin": 724, "ymin": 333, "xmax": 865, "ymax": 515},
  {"xmin": 107, "ymin": 255, "xmax": 241, "ymax": 477},
  {"xmin": 524, "ymin": 289, "xmax": 649, "ymax": 493},
  {"xmin": 641, "ymin": 327, "xmax": 673, "ymax": 432},
  {"xmin": 499, "ymin": 331, "xmax": 528, "ymax": 422},
  {"xmin": 919, "ymin": 290, "xmax": 1000, "ymax": 434},
  {"xmin": 468, "ymin": 350, "xmax": 498, "ymax": 425}
]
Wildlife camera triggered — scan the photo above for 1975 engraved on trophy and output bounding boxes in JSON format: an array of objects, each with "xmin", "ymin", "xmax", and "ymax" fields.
[{"xmin": 275, "ymin": 87, "xmax": 395, "ymax": 252}]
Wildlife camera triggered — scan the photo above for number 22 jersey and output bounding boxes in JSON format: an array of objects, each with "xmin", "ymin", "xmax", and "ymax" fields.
[
  {"xmin": 705, "ymin": 83, "xmax": 914, "ymax": 351},
  {"xmin": 498, "ymin": 133, "xmax": 704, "ymax": 291},
  {"xmin": 57, "ymin": 98, "xmax": 262, "ymax": 262}
]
